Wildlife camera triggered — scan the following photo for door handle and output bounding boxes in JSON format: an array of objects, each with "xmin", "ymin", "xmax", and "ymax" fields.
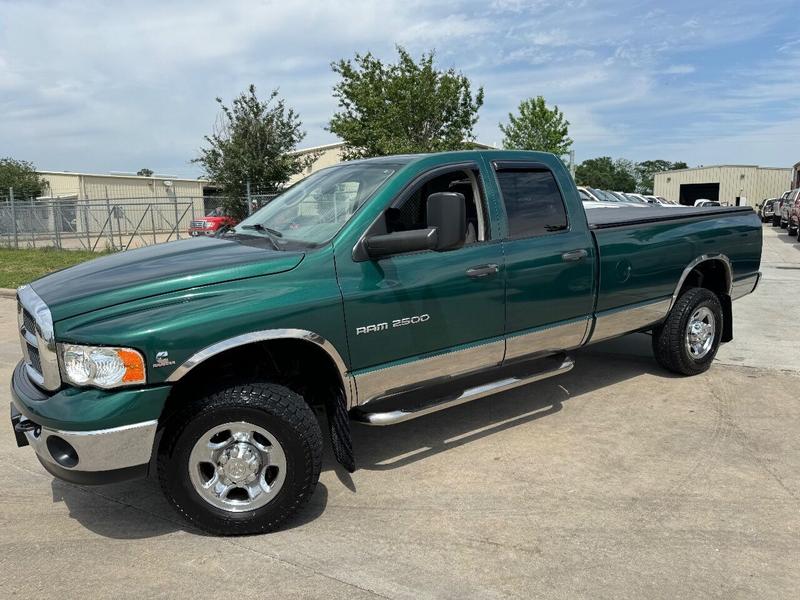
[
  {"xmin": 466, "ymin": 263, "xmax": 500, "ymax": 278},
  {"xmin": 561, "ymin": 249, "xmax": 588, "ymax": 262}
]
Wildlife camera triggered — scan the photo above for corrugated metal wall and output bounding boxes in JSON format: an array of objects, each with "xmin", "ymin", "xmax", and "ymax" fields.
[{"xmin": 654, "ymin": 166, "xmax": 792, "ymax": 205}]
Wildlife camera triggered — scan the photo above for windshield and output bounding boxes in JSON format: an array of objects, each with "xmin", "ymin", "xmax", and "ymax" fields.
[{"xmin": 231, "ymin": 163, "xmax": 397, "ymax": 247}]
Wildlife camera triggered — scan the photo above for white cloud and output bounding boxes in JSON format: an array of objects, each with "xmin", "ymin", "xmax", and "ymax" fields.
[{"xmin": 663, "ymin": 64, "xmax": 696, "ymax": 75}]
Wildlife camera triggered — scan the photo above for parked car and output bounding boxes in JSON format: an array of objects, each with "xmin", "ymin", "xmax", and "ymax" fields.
[
  {"xmin": 11, "ymin": 150, "xmax": 762, "ymax": 535},
  {"xmin": 188, "ymin": 207, "xmax": 239, "ymax": 236},
  {"xmin": 694, "ymin": 199, "xmax": 721, "ymax": 207},
  {"xmin": 645, "ymin": 195, "xmax": 680, "ymax": 207},
  {"xmin": 758, "ymin": 199, "xmax": 777, "ymax": 222},
  {"xmin": 784, "ymin": 189, "xmax": 800, "ymax": 236},
  {"xmin": 773, "ymin": 190, "xmax": 792, "ymax": 227}
]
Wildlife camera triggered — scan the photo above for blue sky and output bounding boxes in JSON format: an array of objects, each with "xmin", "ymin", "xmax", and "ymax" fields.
[{"xmin": 1, "ymin": 0, "xmax": 799, "ymax": 177}]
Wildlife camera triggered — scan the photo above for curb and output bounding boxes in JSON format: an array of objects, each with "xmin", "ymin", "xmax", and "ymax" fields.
[{"xmin": 0, "ymin": 288, "xmax": 17, "ymax": 299}]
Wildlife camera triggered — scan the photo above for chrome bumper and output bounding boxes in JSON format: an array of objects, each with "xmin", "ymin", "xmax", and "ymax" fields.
[{"xmin": 21, "ymin": 417, "xmax": 157, "ymax": 473}]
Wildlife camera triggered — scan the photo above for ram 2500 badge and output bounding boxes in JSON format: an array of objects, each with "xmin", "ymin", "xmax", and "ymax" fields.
[{"xmin": 10, "ymin": 150, "xmax": 762, "ymax": 534}]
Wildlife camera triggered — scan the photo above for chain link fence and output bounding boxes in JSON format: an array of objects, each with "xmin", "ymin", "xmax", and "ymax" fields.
[{"xmin": 0, "ymin": 187, "xmax": 277, "ymax": 251}]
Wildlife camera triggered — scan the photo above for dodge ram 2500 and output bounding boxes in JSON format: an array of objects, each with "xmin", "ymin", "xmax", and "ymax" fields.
[{"xmin": 10, "ymin": 150, "xmax": 762, "ymax": 534}]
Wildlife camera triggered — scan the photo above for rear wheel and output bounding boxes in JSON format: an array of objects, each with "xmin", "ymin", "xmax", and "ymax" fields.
[
  {"xmin": 772, "ymin": 215, "xmax": 781, "ymax": 227},
  {"xmin": 652, "ymin": 288, "xmax": 723, "ymax": 376},
  {"xmin": 158, "ymin": 382, "xmax": 323, "ymax": 535}
]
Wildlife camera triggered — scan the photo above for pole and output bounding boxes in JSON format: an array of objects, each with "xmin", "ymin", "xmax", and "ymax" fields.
[
  {"xmin": 246, "ymin": 180, "xmax": 252, "ymax": 216},
  {"xmin": 105, "ymin": 187, "xmax": 115, "ymax": 251},
  {"xmin": 150, "ymin": 204, "xmax": 156, "ymax": 245},
  {"xmin": 83, "ymin": 203, "xmax": 91, "ymax": 250},
  {"xmin": 569, "ymin": 149, "xmax": 576, "ymax": 180},
  {"xmin": 173, "ymin": 191, "xmax": 180, "ymax": 240},
  {"xmin": 10, "ymin": 188, "xmax": 18, "ymax": 249}
]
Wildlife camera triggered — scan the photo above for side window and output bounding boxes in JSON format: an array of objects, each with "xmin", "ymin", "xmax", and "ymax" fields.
[
  {"xmin": 496, "ymin": 169, "xmax": 568, "ymax": 238},
  {"xmin": 386, "ymin": 168, "xmax": 487, "ymax": 243}
]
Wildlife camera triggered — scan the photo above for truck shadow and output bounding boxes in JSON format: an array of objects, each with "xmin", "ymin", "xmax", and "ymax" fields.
[{"xmin": 53, "ymin": 333, "xmax": 677, "ymax": 538}]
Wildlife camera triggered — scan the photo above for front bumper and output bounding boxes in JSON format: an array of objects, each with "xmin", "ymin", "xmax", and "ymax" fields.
[{"xmin": 10, "ymin": 361, "xmax": 169, "ymax": 485}]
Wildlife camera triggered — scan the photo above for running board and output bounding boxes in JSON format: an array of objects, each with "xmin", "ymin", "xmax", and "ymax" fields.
[{"xmin": 352, "ymin": 355, "xmax": 574, "ymax": 426}]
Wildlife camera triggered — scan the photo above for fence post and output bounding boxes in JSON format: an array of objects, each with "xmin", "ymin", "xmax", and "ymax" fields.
[
  {"xmin": 105, "ymin": 189, "xmax": 116, "ymax": 251},
  {"xmin": 53, "ymin": 201, "xmax": 62, "ymax": 249},
  {"xmin": 150, "ymin": 205, "xmax": 157, "ymax": 245},
  {"xmin": 173, "ymin": 194, "xmax": 180, "ymax": 240},
  {"xmin": 246, "ymin": 180, "xmax": 252, "ymax": 216},
  {"xmin": 9, "ymin": 188, "xmax": 18, "ymax": 249},
  {"xmin": 83, "ymin": 203, "xmax": 91, "ymax": 250}
]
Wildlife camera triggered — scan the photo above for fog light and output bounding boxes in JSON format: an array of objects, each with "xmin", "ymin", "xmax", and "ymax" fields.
[{"xmin": 46, "ymin": 435, "xmax": 79, "ymax": 468}]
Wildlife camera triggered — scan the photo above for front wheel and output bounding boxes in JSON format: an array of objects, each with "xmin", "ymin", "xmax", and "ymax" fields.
[
  {"xmin": 158, "ymin": 382, "xmax": 323, "ymax": 535},
  {"xmin": 652, "ymin": 288, "xmax": 723, "ymax": 376},
  {"xmin": 772, "ymin": 215, "xmax": 781, "ymax": 227}
]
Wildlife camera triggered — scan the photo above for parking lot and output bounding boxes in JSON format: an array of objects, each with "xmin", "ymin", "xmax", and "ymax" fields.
[{"xmin": 1, "ymin": 225, "xmax": 798, "ymax": 599}]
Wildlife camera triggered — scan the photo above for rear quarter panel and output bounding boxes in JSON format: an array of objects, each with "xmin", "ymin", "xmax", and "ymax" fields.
[{"xmin": 593, "ymin": 210, "xmax": 762, "ymax": 313}]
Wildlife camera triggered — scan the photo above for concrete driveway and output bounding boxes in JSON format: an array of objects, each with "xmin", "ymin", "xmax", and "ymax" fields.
[{"xmin": 1, "ymin": 225, "xmax": 798, "ymax": 599}]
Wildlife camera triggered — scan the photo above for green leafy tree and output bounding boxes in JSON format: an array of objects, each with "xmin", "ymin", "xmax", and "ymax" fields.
[
  {"xmin": 193, "ymin": 85, "xmax": 315, "ymax": 218},
  {"xmin": 500, "ymin": 96, "xmax": 572, "ymax": 155},
  {"xmin": 575, "ymin": 156, "xmax": 637, "ymax": 192},
  {"xmin": 0, "ymin": 158, "xmax": 48, "ymax": 198},
  {"xmin": 636, "ymin": 159, "xmax": 688, "ymax": 194},
  {"xmin": 136, "ymin": 168, "xmax": 154, "ymax": 177},
  {"xmin": 328, "ymin": 47, "xmax": 484, "ymax": 159}
]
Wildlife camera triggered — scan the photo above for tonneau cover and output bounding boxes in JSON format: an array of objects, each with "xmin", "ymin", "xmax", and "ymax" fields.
[{"xmin": 586, "ymin": 205, "xmax": 755, "ymax": 229}]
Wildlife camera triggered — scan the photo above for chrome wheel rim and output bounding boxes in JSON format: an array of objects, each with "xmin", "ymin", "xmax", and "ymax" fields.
[
  {"xmin": 188, "ymin": 421, "xmax": 287, "ymax": 512},
  {"xmin": 685, "ymin": 307, "xmax": 716, "ymax": 360}
]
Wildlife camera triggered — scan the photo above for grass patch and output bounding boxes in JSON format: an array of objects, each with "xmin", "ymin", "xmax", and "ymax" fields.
[{"xmin": 0, "ymin": 247, "xmax": 109, "ymax": 289}]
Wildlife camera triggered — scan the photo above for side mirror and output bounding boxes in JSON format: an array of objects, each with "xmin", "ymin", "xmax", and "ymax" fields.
[
  {"xmin": 426, "ymin": 191, "xmax": 466, "ymax": 251},
  {"xmin": 362, "ymin": 191, "xmax": 466, "ymax": 259}
]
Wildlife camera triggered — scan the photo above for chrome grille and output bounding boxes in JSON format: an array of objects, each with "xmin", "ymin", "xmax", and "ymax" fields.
[
  {"xmin": 190, "ymin": 220, "xmax": 206, "ymax": 228},
  {"xmin": 17, "ymin": 286, "xmax": 61, "ymax": 391}
]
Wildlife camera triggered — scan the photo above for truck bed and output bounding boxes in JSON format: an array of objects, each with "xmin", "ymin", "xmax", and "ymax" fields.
[{"xmin": 586, "ymin": 205, "xmax": 755, "ymax": 229}]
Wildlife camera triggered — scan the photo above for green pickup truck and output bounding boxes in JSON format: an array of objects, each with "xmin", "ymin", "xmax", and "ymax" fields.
[{"xmin": 10, "ymin": 150, "xmax": 762, "ymax": 534}]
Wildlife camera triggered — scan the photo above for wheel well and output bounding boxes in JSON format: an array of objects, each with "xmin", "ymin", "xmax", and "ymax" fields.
[
  {"xmin": 678, "ymin": 259, "xmax": 730, "ymax": 299},
  {"xmin": 677, "ymin": 259, "xmax": 733, "ymax": 342},
  {"xmin": 160, "ymin": 339, "xmax": 345, "ymax": 424}
]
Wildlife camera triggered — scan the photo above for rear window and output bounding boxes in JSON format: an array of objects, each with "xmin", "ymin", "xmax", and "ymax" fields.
[{"xmin": 495, "ymin": 169, "xmax": 568, "ymax": 238}]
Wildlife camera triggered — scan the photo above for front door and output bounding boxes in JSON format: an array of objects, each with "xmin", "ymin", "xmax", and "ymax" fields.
[{"xmin": 336, "ymin": 163, "xmax": 506, "ymax": 405}]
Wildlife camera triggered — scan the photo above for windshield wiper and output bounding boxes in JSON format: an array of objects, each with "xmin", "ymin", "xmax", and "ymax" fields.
[{"xmin": 241, "ymin": 223, "xmax": 283, "ymax": 237}]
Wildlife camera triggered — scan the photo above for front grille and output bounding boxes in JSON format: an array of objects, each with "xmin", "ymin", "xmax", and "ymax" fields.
[
  {"xmin": 17, "ymin": 287, "xmax": 60, "ymax": 391},
  {"xmin": 27, "ymin": 344, "xmax": 42, "ymax": 373},
  {"xmin": 190, "ymin": 220, "xmax": 205, "ymax": 228},
  {"xmin": 22, "ymin": 307, "xmax": 37, "ymax": 336}
]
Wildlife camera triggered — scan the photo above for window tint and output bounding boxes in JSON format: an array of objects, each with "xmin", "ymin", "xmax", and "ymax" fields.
[{"xmin": 496, "ymin": 169, "xmax": 568, "ymax": 238}]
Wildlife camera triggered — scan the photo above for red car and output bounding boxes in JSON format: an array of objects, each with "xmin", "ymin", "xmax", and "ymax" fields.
[{"xmin": 188, "ymin": 209, "xmax": 238, "ymax": 236}]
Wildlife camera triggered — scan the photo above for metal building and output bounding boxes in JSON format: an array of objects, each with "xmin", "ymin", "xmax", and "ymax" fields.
[{"xmin": 654, "ymin": 165, "xmax": 792, "ymax": 206}]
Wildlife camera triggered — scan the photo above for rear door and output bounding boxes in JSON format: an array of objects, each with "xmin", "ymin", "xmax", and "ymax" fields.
[{"xmin": 489, "ymin": 159, "xmax": 596, "ymax": 361}]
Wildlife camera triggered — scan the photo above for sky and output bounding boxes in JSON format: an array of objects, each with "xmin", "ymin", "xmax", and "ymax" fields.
[{"xmin": 1, "ymin": 0, "xmax": 799, "ymax": 178}]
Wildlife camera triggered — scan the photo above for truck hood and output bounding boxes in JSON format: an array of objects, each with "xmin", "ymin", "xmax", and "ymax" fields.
[{"xmin": 30, "ymin": 237, "xmax": 304, "ymax": 320}]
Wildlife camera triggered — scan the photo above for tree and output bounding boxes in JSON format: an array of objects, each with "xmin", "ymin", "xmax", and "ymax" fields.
[
  {"xmin": 193, "ymin": 84, "xmax": 315, "ymax": 218},
  {"xmin": 500, "ymin": 96, "xmax": 572, "ymax": 155},
  {"xmin": 636, "ymin": 160, "xmax": 688, "ymax": 194},
  {"xmin": 0, "ymin": 158, "xmax": 48, "ymax": 198},
  {"xmin": 137, "ymin": 168, "xmax": 154, "ymax": 177},
  {"xmin": 328, "ymin": 47, "xmax": 484, "ymax": 159},
  {"xmin": 575, "ymin": 156, "xmax": 636, "ymax": 192}
]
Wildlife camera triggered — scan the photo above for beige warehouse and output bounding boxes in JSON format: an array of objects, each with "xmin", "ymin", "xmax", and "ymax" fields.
[{"xmin": 654, "ymin": 165, "xmax": 792, "ymax": 206}]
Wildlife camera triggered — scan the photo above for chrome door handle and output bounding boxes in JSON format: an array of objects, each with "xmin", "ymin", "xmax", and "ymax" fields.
[
  {"xmin": 561, "ymin": 249, "xmax": 588, "ymax": 262},
  {"xmin": 466, "ymin": 263, "xmax": 500, "ymax": 278}
]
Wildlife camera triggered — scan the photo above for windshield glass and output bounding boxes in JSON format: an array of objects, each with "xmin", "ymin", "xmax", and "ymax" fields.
[{"xmin": 231, "ymin": 163, "xmax": 397, "ymax": 247}]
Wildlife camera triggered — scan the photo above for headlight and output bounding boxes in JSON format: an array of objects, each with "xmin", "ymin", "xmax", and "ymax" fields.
[
  {"xmin": 59, "ymin": 344, "xmax": 146, "ymax": 388},
  {"xmin": 205, "ymin": 221, "xmax": 215, "ymax": 228}
]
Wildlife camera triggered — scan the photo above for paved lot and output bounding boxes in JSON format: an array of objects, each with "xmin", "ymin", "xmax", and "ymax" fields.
[{"xmin": 1, "ymin": 225, "xmax": 798, "ymax": 599}]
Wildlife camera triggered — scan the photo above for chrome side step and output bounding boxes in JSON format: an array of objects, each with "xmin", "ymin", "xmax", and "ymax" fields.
[{"xmin": 353, "ymin": 355, "xmax": 574, "ymax": 426}]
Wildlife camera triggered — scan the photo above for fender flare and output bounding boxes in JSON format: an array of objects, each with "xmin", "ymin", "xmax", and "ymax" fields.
[{"xmin": 165, "ymin": 328, "xmax": 354, "ymax": 408}]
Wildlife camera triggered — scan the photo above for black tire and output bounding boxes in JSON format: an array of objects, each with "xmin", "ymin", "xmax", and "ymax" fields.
[
  {"xmin": 652, "ymin": 287, "xmax": 723, "ymax": 376},
  {"xmin": 772, "ymin": 215, "xmax": 780, "ymax": 227},
  {"xmin": 158, "ymin": 382, "xmax": 322, "ymax": 535},
  {"xmin": 780, "ymin": 219, "xmax": 788, "ymax": 229}
]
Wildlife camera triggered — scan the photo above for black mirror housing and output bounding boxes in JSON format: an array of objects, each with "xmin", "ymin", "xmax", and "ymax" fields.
[
  {"xmin": 364, "ymin": 228, "xmax": 438, "ymax": 258},
  {"xmin": 427, "ymin": 191, "xmax": 466, "ymax": 251}
]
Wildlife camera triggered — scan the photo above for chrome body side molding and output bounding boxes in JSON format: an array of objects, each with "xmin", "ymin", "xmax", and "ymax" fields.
[
  {"xmin": 354, "ymin": 339, "xmax": 505, "ymax": 407},
  {"xmin": 354, "ymin": 356, "xmax": 574, "ymax": 426},
  {"xmin": 166, "ymin": 329, "xmax": 355, "ymax": 409},
  {"xmin": 505, "ymin": 318, "xmax": 589, "ymax": 362},
  {"xmin": 590, "ymin": 298, "xmax": 672, "ymax": 343},
  {"xmin": 731, "ymin": 273, "xmax": 761, "ymax": 300}
]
